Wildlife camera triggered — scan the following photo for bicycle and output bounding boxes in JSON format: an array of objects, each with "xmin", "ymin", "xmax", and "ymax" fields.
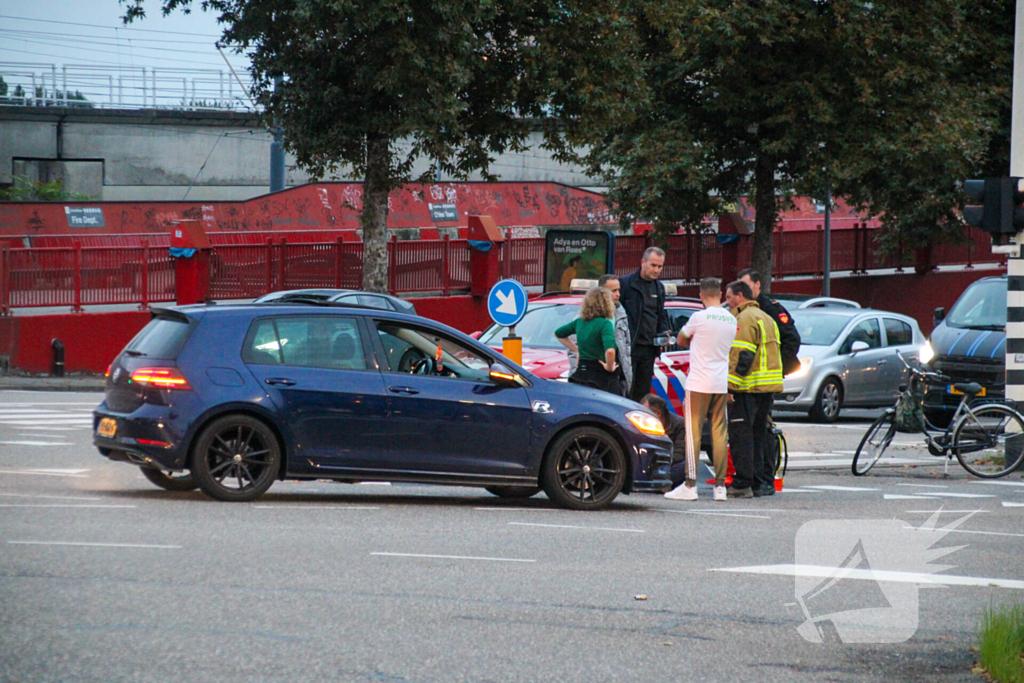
[{"xmin": 852, "ymin": 351, "xmax": 1024, "ymax": 478}]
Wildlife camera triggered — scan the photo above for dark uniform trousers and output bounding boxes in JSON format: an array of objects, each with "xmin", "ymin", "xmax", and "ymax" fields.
[
  {"xmin": 727, "ymin": 393, "xmax": 774, "ymax": 490},
  {"xmin": 630, "ymin": 344, "xmax": 660, "ymax": 403}
]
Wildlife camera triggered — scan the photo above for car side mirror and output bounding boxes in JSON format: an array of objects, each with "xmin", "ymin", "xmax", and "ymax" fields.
[
  {"xmin": 489, "ymin": 362, "xmax": 522, "ymax": 387},
  {"xmin": 850, "ymin": 341, "xmax": 870, "ymax": 354},
  {"xmin": 933, "ymin": 307, "xmax": 946, "ymax": 327}
]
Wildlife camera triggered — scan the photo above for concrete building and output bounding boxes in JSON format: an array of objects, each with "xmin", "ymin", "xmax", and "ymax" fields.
[{"xmin": 0, "ymin": 106, "xmax": 601, "ymax": 202}]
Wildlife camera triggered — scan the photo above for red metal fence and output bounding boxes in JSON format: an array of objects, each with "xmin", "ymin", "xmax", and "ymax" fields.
[{"xmin": 0, "ymin": 224, "xmax": 1006, "ymax": 313}]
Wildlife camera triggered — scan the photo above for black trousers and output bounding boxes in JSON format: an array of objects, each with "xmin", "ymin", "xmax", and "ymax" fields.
[
  {"xmin": 727, "ymin": 393, "xmax": 773, "ymax": 490},
  {"xmin": 630, "ymin": 344, "xmax": 659, "ymax": 402},
  {"xmin": 569, "ymin": 360, "xmax": 621, "ymax": 395}
]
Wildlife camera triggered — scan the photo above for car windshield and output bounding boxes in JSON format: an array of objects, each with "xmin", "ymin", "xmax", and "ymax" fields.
[
  {"xmin": 479, "ymin": 303, "xmax": 580, "ymax": 349},
  {"xmin": 946, "ymin": 279, "xmax": 1007, "ymax": 329},
  {"xmin": 792, "ymin": 312, "xmax": 852, "ymax": 347}
]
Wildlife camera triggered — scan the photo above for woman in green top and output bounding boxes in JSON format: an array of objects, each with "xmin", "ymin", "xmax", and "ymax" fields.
[{"xmin": 555, "ymin": 287, "xmax": 620, "ymax": 394}]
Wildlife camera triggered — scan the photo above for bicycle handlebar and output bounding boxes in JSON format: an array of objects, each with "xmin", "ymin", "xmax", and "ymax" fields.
[{"xmin": 895, "ymin": 350, "xmax": 950, "ymax": 386}]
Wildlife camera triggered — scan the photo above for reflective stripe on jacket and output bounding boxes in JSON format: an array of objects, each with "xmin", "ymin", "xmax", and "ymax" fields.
[{"xmin": 728, "ymin": 300, "xmax": 784, "ymax": 393}]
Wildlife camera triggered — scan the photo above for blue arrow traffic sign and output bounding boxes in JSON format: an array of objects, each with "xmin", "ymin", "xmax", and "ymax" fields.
[{"xmin": 487, "ymin": 279, "xmax": 528, "ymax": 327}]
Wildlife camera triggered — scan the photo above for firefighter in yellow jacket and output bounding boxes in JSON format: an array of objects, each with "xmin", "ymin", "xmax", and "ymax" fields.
[{"xmin": 724, "ymin": 279, "xmax": 783, "ymax": 499}]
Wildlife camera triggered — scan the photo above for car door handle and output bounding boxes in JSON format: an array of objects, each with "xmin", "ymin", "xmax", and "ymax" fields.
[
  {"xmin": 878, "ymin": 360, "xmax": 888, "ymax": 366},
  {"xmin": 389, "ymin": 385, "xmax": 420, "ymax": 395},
  {"xmin": 264, "ymin": 377, "xmax": 296, "ymax": 386}
]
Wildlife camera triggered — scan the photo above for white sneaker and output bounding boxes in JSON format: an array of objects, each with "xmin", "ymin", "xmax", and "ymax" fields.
[
  {"xmin": 665, "ymin": 483, "xmax": 698, "ymax": 501},
  {"xmin": 713, "ymin": 486, "xmax": 727, "ymax": 502}
]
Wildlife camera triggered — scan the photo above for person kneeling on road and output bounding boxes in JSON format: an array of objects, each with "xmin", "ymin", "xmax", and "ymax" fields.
[{"xmin": 640, "ymin": 394, "xmax": 686, "ymax": 488}]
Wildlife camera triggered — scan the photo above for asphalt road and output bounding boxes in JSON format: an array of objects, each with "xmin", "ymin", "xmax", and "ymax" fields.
[{"xmin": 1, "ymin": 392, "xmax": 1023, "ymax": 683}]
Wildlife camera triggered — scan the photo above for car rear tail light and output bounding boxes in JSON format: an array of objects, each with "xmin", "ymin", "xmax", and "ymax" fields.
[
  {"xmin": 105, "ymin": 364, "xmax": 112, "ymax": 378},
  {"xmin": 130, "ymin": 367, "xmax": 193, "ymax": 390}
]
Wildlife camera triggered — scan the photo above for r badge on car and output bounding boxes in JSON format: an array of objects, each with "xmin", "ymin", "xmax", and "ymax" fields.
[{"xmin": 532, "ymin": 400, "xmax": 553, "ymax": 414}]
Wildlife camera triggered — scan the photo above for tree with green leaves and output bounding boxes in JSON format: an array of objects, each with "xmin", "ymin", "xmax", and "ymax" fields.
[
  {"xmin": 123, "ymin": 0, "xmax": 645, "ymax": 292},
  {"xmin": 589, "ymin": 0, "xmax": 1011, "ymax": 288},
  {"xmin": 0, "ymin": 176, "xmax": 93, "ymax": 202}
]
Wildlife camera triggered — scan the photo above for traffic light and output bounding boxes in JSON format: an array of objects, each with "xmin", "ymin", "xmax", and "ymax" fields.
[{"xmin": 963, "ymin": 176, "xmax": 1024, "ymax": 237}]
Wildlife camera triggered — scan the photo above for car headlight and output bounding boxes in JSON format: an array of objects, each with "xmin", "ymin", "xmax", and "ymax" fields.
[
  {"xmin": 627, "ymin": 410, "xmax": 666, "ymax": 436},
  {"xmin": 786, "ymin": 357, "xmax": 814, "ymax": 379},
  {"xmin": 919, "ymin": 341, "xmax": 935, "ymax": 365}
]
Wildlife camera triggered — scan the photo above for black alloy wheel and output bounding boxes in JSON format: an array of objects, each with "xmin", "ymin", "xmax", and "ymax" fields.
[
  {"xmin": 541, "ymin": 427, "xmax": 626, "ymax": 511},
  {"xmin": 485, "ymin": 486, "xmax": 542, "ymax": 499},
  {"xmin": 191, "ymin": 415, "xmax": 281, "ymax": 502},
  {"xmin": 140, "ymin": 467, "xmax": 197, "ymax": 492}
]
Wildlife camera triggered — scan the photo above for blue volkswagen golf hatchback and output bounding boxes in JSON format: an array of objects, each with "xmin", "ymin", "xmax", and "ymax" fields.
[{"xmin": 94, "ymin": 302, "xmax": 672, "ymax": 510}]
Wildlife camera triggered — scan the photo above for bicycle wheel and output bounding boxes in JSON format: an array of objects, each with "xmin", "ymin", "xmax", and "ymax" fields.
[
  {"xmin": 775, "ymin": 430, "xmax": 788, "ymax": 477},
  {"xmin": 952, "ymin": 404, "xmax": 1024, "ymax": 478},
  {"xmin": 852, "ymin": 412, "xmax": 896, "ymax": 476}
]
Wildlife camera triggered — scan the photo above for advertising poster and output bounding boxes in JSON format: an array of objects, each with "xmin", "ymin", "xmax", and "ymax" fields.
[{"xmin": 544, "ymin": 230, "xmax": 615, "ymax": 293}]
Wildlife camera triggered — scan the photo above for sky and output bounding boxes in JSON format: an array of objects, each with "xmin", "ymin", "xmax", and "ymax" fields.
[{"xmin": 0, "ymin": 0, "xmax": 253, "ymax": 108}]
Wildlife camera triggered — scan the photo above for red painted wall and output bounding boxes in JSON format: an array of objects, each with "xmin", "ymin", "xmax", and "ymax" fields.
[{"xmin": 0, "ymin": 182, "xmax": 615, "ymax": 242}]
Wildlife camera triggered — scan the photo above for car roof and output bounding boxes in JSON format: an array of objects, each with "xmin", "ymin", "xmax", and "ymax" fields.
[{"xmin": 791, "ymin": 307, "xmax": 921, "ymax": 325}]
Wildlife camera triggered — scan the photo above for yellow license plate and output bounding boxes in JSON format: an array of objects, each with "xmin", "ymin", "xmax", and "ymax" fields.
[
  {"xmin": 948, "ymin": 385, "xmax": 986, "ymax": 397},
  {"xmin": 97, "ymin": 418, "xmax": 117, "ymax": 438}
]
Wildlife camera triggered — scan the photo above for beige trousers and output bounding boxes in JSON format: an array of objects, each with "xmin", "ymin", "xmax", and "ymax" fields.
[{"xmin": 683, "ymin": 390, "xmax": 729, "ymax": 486}]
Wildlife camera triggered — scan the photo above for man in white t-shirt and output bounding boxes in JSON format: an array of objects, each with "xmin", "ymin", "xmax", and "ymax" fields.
[{"xmin": 664, "ymin": 277, "xmax": 737, "ymax": 502}]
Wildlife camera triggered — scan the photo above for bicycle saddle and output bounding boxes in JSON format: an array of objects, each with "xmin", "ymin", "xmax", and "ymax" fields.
[{"xmin": 953, "ymin": 382, "xmax": 983, "ymax": 396}]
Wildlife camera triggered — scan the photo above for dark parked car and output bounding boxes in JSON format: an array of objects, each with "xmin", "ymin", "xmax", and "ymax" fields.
[
  {"xmin": 94, "ymin": 302, "xmax": 672, "ymax": 510},
  {"xmin": 253, "ymin": 289, "xmax": 417, "ymax": 315},
  {"xmin": 921, "ymin": 276, "xmax": 1007, "ymax": 426}
]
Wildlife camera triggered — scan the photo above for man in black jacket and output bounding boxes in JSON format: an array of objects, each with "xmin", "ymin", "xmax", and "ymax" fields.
[
  {"xmin": 738, "ymin": 268, "xmax": 802, "ymax": 376},
  {"xmin": 620, "ymin": 247, "xmax": 671, "ymax": 401}
]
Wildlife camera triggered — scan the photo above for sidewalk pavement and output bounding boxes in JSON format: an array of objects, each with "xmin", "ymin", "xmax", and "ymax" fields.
[{"xmin": 0, "ymin": 375, "xmax": 105, "ymax": 392}]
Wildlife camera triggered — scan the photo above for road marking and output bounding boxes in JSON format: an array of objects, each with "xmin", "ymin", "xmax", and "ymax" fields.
[
  {"xmin": 710, "ymin": 564, "xmax": 1024, "ymax": 589},
  {"xmin": 253, "ymin": 505, "xmax": 379, "ymax": 510},
  {"xmin": 905, "ymin": 525, "xmax": 1024, "ymax": 539},
  {"xmin": 884, "ymin": 494, "xmax": 936, "ymax": 500},
  {"xmin": 371, "ymin": 552, "xmax": 535, "ymax": 563},
  {"xmin": 802, "ymin": 485, "xmax": 879, "ymax": 492},
  {"xmin": 904, "ymin": 509, "xmax": 989, "ymax": 514},
  {"xmin": 922, "ymin": 492, "xmax": 995, "ymax": 499},
  {"xmin": 0, "ymin": 469, "xmax": 89, "ymax": 478},
  {"xmin": 8, "ymin": 541, "xmax": 180, "ymax": 549},
  {"xmin": 15, "ymin": 426, "xmax": 85, "ymax": 431},
  {"xmin": 897, "ymin": 484, "xmax": 949, "ymax": 489},
  {"xmin": 474, "ymin": 507, "xmax": 558, "ymax": 511},
  {"xmin": 971, "ymin": 481, "xmax": 1024, "ymax": 488},
  {"xmin": 0, "ymin": 493, "xmax": 103, "ymax": 501},
  {"xmin": 658, "ymin": 509, "xmax": 771, "ymax": 520},
  {"xmin": 0, "ymin": 440, "xmax": 74, "ymax": 446},
  {"xmin": 1003, "ymin": 502, "xmax": 1024, "ymax": 508},
  {"xmin": 777, "ymin": 489, "xmax": 822, "ymax": 493},
  {"xmin": 0, "ymin": 504, "xmax": 135, "ymax": 508},
  {"xmin": 508, "ymin": 522, "xmax": 644, "ymax": 533}
]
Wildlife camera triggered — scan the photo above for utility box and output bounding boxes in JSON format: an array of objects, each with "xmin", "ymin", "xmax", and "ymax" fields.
[
  {"xmin": 170, "ymin": 219, "xmax": 211, "ymax": 305},
  {"xmin": 468, "ymin": 215, "xmax": 503, "ymax": 297}
]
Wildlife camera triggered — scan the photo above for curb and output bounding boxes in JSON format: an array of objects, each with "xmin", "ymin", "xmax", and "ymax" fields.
[{"xmin": 0, "ymin": 376, "xmax": 106, "ymax": 392}]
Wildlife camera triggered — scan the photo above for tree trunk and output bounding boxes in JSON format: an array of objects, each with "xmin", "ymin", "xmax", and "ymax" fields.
[
  {"xmin": 752, "ymin": 151, "xmax": 777, "ymax": 293},
  {"xmin": 361, "ymin": 135, "xmax": 391, "ymax": 294}
]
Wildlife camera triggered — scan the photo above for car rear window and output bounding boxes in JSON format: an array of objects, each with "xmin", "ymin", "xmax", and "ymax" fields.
[{"xmin": 125, "ymin": 316, "xmax": 194, "ymax": 359}]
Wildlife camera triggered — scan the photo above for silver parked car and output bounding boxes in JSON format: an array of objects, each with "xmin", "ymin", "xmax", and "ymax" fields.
[{"xmin": 776, "ymin": 308, "xmax": 926, "ymax": 422}]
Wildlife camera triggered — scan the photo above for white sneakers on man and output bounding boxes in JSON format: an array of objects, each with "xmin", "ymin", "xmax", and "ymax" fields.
[
  {"xmin": 664, "ymin": 483, "xmax": 698, "ymax": 501},
  {"xmin": 713, "ymin": 486, "xmax": 727, "ymax": 502}
]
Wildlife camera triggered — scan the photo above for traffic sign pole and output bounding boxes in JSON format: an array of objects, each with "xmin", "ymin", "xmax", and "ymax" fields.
[
  {"xmin": 1008, "ymin": 1, "xmax": 1024, "ymax": 404},
  {"xmin": 486, "ymin": 279, "xmax": 529, "ymax": 368},
  {"xmin": 502, "ymin": 326, "xmax": 523, "ymax": 365}
]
